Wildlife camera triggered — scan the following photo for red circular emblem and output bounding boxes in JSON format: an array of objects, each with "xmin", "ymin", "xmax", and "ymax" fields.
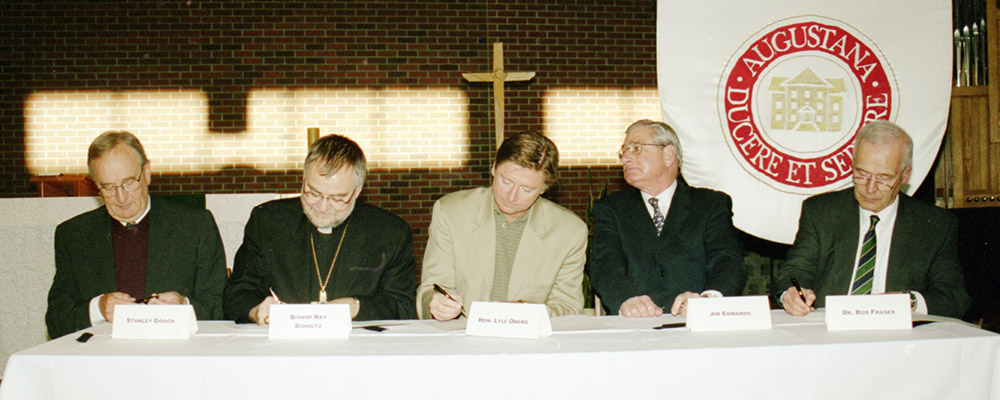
[{"xmin": 719, "ymin": 17, "xmax": 896, "ymax": 192}]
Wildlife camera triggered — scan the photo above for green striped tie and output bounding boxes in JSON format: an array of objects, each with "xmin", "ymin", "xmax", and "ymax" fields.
[{"xmin": 851, "ymin": 215, "xmax": 880, "ymax": 295}]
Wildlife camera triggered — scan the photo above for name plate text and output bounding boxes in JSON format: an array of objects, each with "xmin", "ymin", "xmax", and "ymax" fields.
[
  {"xmin": 825, "ymin": 294, "xmax": 912, "ymax": 330},
  {"xmin": 465, "ymin": 301, "xmax": 552, "ymax": 339},
  {"xmin": 686, "ymin": 295, "xmax": 772, "ymax": 332},
  {"xmin": 112, "ymin": 304, "xmax": 198, "ymax": 339},
  {"xmin": 268, "ymin": 303, "xmax": 351, "ymax": 339}
]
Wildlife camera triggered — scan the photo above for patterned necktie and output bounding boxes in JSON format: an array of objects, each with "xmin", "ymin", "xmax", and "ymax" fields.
[
  {"xmin": 851, "ymin": 215, "xmax": 880, "ymax": 295},
  {"xmin": 648, "ymin": 197, "xmax": 664, "ymax": 235}
]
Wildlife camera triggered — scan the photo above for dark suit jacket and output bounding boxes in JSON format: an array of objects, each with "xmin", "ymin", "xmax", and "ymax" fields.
[
  {"xmin": 591, "ymin": 179, "xmax": 747, "ymax": 314},
  {"xmin": 223, "ymin": 198, "xmax": 416, "ymax": 322},
  {"xmin": 46, "ymin": 197, "xmax": 228, "ymax": 338},
  {"xmin": 774, "ymin": 188, "xmax": 970, "ymax": 318}
]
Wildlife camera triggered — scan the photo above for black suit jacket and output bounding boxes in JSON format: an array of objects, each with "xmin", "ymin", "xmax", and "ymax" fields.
[
  {"xmin": 223, "ymin": 198, "xmax": 416, "ymax": 322},
  {"xmin": 591, "ymin": 179, "xmax": 747, "ymax": 314},
  {"xmin": 774, "ymin": 188, "xmax": 970, "ymax": 318},
  {"xmin": 46, "ymin": 197, "xmax": 228, "ymax": 338}
]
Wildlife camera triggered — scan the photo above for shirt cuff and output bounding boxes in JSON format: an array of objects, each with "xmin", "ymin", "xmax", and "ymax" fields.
[
  {"xmin": 700, "ymin": 290, "xmax": 723, "ymax": 298},
  {"xmin": 911, "ymin": 290, "xmax": 928, "ymax": 314},
  {"xmin": 88, "ymin": 295, "xmax": 105, "ymax": 325}
]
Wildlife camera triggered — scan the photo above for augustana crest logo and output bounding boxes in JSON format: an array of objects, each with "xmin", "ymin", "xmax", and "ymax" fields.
[{"xmin": 718, "ymin": 16, "xmax": 897, "ymax": 193}]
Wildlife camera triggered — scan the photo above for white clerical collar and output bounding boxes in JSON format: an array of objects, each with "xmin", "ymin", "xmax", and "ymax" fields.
[{"xmin": 117, "ymin": 195, "xmax": 152, "ymax": 226}]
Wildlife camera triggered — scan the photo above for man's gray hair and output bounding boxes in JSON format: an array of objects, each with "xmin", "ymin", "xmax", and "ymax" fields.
[
  {"xmin": 87, "ymin": 131, "xmax": 148, "ymax": 177},
  {"xmin": 304, "ymin": 134, "xmax": 367, "ymax": 186},
  {"xmin": 626, "ymin": 119, "xmax": 683, "ymax": 169},
  {"xmin": 854, "ymin": 120, "xmax": 913, "ymax": 169}
]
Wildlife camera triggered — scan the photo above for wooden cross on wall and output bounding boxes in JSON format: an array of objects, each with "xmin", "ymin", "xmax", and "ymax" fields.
[{"xmin": 462, "ymin": 42, "xmax": 536, "ymax": 149}]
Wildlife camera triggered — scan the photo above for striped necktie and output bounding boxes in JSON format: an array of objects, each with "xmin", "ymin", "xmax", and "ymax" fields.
[
  {"xmin": 851, "ymin": 215, "xmax": 880, "ymax": 295},
  {"xmin": 648, "ymin": 197, "xmax": 664, "ymax": 235}
]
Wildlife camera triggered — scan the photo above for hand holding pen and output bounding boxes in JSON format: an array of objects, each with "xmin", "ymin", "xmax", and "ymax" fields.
[
  {"xmin": 430, "ymin": 284, "xmax": 466, "ymax": 321},
  {"xmin": 782, "ymin": 276, "xmax": 816, "ymax": 316}
]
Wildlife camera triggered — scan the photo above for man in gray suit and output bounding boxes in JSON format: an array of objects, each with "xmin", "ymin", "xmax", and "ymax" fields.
[{"xmin": 775, "ymin": 120, "xmax": 970, "ymax": 318}]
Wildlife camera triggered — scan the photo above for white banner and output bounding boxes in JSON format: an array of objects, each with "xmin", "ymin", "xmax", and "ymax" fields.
[{"xmin": 657, "ymin": 0, "xmax": 951, "ymax": 243}]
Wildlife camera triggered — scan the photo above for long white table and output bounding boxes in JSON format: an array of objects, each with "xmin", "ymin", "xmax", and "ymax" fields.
[{"xmin": 2, "ymin": 310, "xmax": 999, "ymax": 400}]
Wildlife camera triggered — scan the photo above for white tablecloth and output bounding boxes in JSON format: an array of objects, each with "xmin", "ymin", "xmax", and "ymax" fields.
[{"xmin": 2, "ymin": 310, "xmax": 998, "ymax": 400}]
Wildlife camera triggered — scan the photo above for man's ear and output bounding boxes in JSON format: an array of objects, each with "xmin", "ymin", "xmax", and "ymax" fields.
[{"xmin": 662, "ymin": 144, "xmax": 676, "ymax": 168}]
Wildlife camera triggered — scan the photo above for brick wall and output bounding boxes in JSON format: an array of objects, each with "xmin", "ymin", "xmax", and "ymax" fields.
[{"xmin": 0, "ymin": 0, "xmax": 661, "ymax": 272}]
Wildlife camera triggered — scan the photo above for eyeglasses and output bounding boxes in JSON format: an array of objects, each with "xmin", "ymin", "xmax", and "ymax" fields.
[
  {"xmin": 97, "ymin": 173, "xmax": 143, "ymax": 197},
  {"xmin": 618, "ymin": 143, "xmax": 666, "ymax": 159},
  {"xmin": 852, "ymin": 170, "xmax": 899, "ymax": 192},
  {"xmin": 301, "ymin": 188, "xmax": 354, "ymax": 207}
]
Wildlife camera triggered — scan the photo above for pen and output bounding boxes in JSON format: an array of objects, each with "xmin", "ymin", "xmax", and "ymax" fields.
[
  {"xmin": 790, "ymin": 276, "xmax": 809, "ymax": 305},
  {"xmin": 269, "ymin": 287, "xmax": 282, "ymax": 304},
  {"xmin": 433, "ymin": 283, "xmax": 467, "ymax": 318}
]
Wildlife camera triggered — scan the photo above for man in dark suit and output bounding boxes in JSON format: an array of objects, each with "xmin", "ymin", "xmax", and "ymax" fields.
[
  {"xmin": 592, "ymin": 120, "xmax": 746, "ymax": 317},
  {"xmin": 46, "ymin": 131, "xmax": 227, "ymax": 338},
  {"xmin": 775, "ymin": 120, "xmax": 970, "ymax": 319},
  {"xmin": 223, "ymin": 134, "xmax": 416, "ymax": 324}
]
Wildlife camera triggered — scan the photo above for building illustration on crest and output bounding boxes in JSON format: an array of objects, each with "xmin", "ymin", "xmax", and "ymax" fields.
[{"xmin": 769, "ymin": 68, "xmax": 844, "ymax": 132}]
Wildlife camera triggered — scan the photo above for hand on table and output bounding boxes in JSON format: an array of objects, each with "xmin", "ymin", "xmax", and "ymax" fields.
[
  {"xmin": 99, "ymin": 292, "xmax": 136, "ymax": 322},
  {"xmin": 429, "ymin": 292, "xmax": 464, "ymax": 321},
  {"xmin": 670, "ymin": 291, "xmax": 704, "ymax": 317},
  {"xmin": 147, "ymin": 291, "xmax": 185, "ymax": 305},
  {"xmin": 328, "ymin": 297, "xmax": 360, "ymax": 318},
  {"xmin": 780, "ymin": 286, "xmax": 816, "ymax": 316},
  {"xmin": 619, "ymin": 295, "xmax": 663, "ymax": 318},
  {"xmin": 249, "ymin": 296, "xmax": 280, "ymax": 325}
]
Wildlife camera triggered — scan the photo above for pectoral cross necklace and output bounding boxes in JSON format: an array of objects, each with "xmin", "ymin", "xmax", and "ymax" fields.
[{"xmin": 310, "ymin": 222, "xmax": 349, "ymax": 303}]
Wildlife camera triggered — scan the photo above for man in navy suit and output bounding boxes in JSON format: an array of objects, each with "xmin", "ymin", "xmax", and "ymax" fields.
[
  {"xmin": 591, "ymin": 120, "xmax": 746, "ymax": 317},
  {"xmin": 775, "ymin": 121, "xmax": 969, "ymax": 318}
]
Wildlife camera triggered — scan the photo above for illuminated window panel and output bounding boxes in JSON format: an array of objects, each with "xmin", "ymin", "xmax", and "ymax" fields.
[{"xmin": 542, "ymin": 87, "xmax": 660, "ymax": 166}]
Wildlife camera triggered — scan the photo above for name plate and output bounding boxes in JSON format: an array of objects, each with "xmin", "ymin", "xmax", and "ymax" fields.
[
  {"xmin": 686, "ymin": 295, "xmax": 771, "ymax": 332},
  {"xmin": 465, "ymin": 301, "xmax": 552, "ymax": 339},
  {"xmin": 825, "ymin": 294, "xmax": 912, "ymax": 331},
  {"xmin": 268, "ymin": 303, "xmax": 351, "ymax": 339},
  {"xmin": 111, "ymin": 304, "xmax": 198, "ymax": 339}
]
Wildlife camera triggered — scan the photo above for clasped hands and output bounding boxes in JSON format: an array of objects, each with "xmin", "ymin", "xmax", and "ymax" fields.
[
  {"xmin": 618, "ymin": 292, "xmax": 704, "ymax": 318},
  {"xmin": 99, "ymin": 291, "xmax": 186, "ymax": 322}
]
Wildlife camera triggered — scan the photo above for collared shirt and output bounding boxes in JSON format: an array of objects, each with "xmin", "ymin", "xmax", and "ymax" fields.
[
  {"xmin": 639, "ymin": 180, "xmax": 721, "ymax": 299},
  {"xmin": 490, "ymin": 204, "xmax": 529, "ymax": 302},
  {"xmin": 849, "ymin": 196, "xmax": 927, "ymax": 313},
  {"xmin": 115, "ymin": 195, "xmax": 152, "ymax": 226},
  {"xmin": 639, "ymin": 180, "xmax": 678, "ymax": 221}
]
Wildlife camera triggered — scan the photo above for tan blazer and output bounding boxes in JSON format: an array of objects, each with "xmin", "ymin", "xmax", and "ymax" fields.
[{"xmin": 417, "ymin": 187, "xmax": 587, "ymax": 319}]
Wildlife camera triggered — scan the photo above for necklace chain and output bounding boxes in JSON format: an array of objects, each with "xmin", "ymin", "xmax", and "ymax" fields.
[{"xmin": 309, "ymin": 221, "xmax": 349, "ymax": 303}]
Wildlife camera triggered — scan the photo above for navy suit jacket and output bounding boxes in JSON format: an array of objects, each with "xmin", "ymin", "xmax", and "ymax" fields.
[
  {"xmin": 774, "ymin": 188, "xmax": 970, "ymax": 318},
  {"xmin": 591, "ymin": 179, "xmax": 747, "ymax": 314},
  {"xmin": 46, "ymin": 197, "xmax": 227, "ymax": 338},
  {"xmin": 223, "ymin": 198, "xmax": 416, "ymax": 322}
]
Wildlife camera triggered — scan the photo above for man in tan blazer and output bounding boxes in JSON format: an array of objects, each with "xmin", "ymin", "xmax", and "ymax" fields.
[{"xmin": 417, "ymin": 132, "xmax": 587, "ymax": 320}]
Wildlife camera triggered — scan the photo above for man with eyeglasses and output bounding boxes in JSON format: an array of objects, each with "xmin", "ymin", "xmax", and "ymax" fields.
[
  {"xmin": 223, "ymin": 134, "xmax": 416, "ymax": 324},
  {"xmin": 591, "ymin": 120, "xmax": 746, "ymax": 317},
  {"xmin": 774, "ymin": 120, "xmax": 969, "ymax": 318},
  {"xmin": 45, "ymin": 131, "xmax": 227, "ymax": 338}
]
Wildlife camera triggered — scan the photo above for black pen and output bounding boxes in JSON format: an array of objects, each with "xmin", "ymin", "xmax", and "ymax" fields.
[
  {"xmin": 790, "ymin": 276, "xmax": 809, "ymax": 305},
  {"xmin": 433, "ymin": 283, "xmax": 467, "ymax": 318}
]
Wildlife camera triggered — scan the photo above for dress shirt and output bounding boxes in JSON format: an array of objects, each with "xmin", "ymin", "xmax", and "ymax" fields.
[
  {"xmin": 639, "ymin": 180, "xmax": 722, "ymax": 299},
  {"xmin": 87, "ymin": 197, "xmax": 189, "ymax": 324},
  {"xmin": 851, "ymin": 198, "xmax": 927, "ymax": 314}
]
